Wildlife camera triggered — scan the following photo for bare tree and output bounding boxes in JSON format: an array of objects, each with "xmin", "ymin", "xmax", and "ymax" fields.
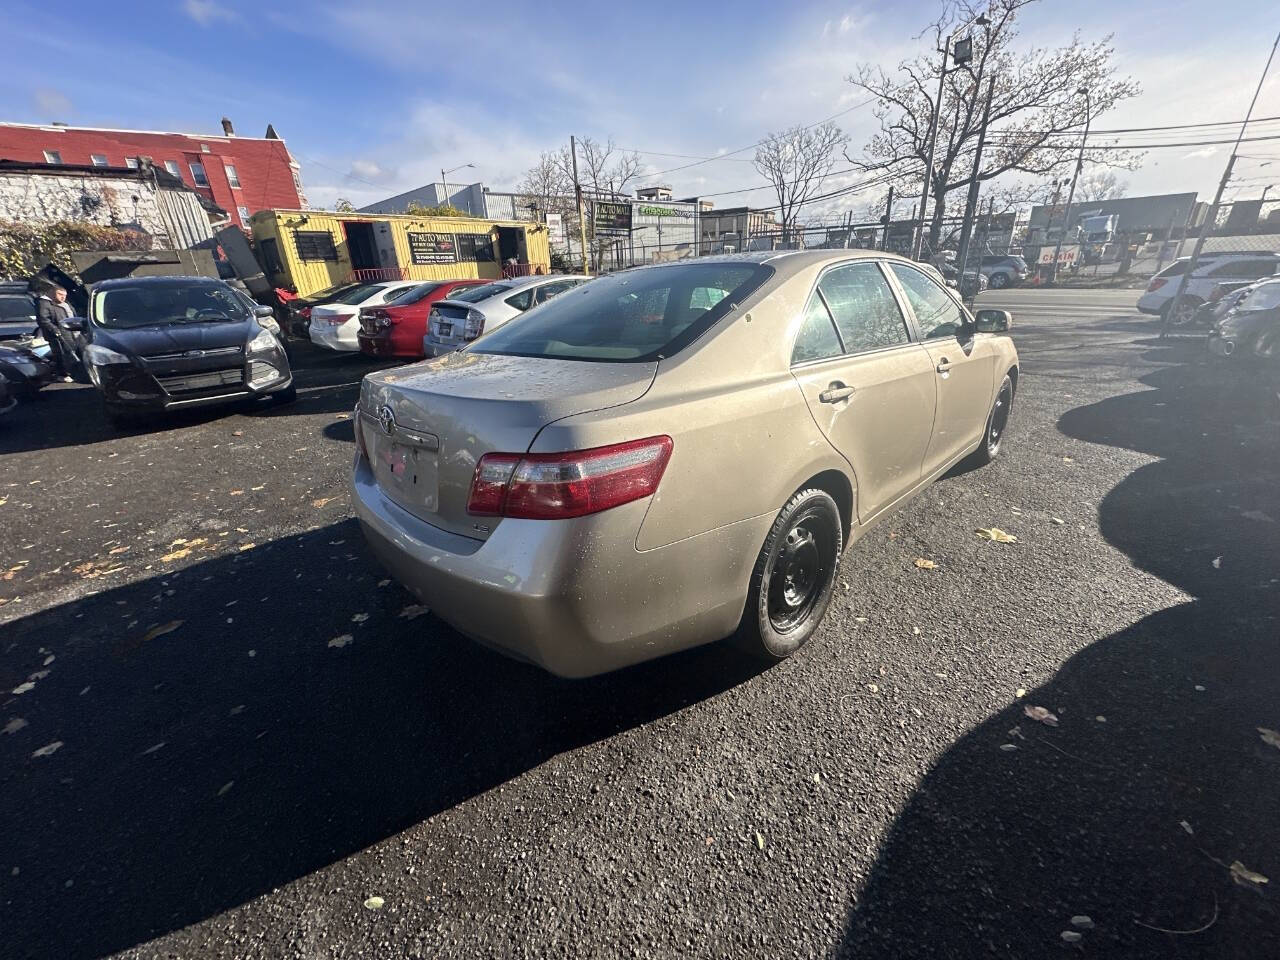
[
  {"xmin": 558, "ymin": 136, "xmax": 643, "ymax": 198},
  {"xmin": 754, "ymin": 123, "xmax": 850, "ymax": 243},
  {"xmin": 333, "ymin": 197, "xmax": 356, "ymax": 212},
  {"xmin": 516, "ymin": 151, "xmax": 572, "ymax": 220},
  {"xmin": 1074, "ymin": 169, "xmax": 1127, "ymax": 203},
  {"xmin": 847, "ymin": 0, "xmax": 1141, "ymax": 253}
]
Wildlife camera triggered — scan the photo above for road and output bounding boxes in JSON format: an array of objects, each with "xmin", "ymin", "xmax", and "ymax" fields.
[{"xmin": 2, "ymin": 289, "xmax": 1277, "ymax": 959}]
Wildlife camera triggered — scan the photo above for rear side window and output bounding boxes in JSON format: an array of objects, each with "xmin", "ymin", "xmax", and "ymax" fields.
[
  {"xmin": 792, "ymin": 294, "xmax": 843, "ymax": 364},
  {"xmin": 1208, "ymin": 259, "xmax": 1278, "ymax": 280},
  {"xmin": 386, "ymin": 283, "xmax": 442, "ymax": 305},
  {"xmin": 0, "ymin": 294, "xmax": 36, "ymax": 320},
  {"xmin": 505, "ymin": 289, "xmax": 535, "ymax": 311},
  {"xmin": 822, "ymin": 262, "xmax": 912, "ymax": 350},
  {"xmin": 452, "ymin": 282, "xmax": 510, "ymax": 303},
  {"xmin": 887, "ymin": 263, "xmax": 964, "ymax": 340}
]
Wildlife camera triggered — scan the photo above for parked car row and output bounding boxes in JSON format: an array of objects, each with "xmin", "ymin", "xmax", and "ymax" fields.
[
  {"xmin": 1138, "ymin": 251, "xmax": 1280, "ymax": 326},
  {"xmin": 2, "ymin": 275, "xmax": 295, "ymax": 425},
  {"xmin": 1206, "ymin": 277, "xmax": 1280, "ymax": 365}
]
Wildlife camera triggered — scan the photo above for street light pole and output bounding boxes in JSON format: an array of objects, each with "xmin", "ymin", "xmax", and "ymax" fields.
[
  {"xmin": 1050, "ymin": 88, "xmax": 1091, "ymax": 283},
  {"xmin": 910, "ymin": 11, "xmax": 990, "ymax": 261},
  {"xmin": 440, "ymin": 162, "xmax": 476, "ymax": 212},
  {"xmin": 1163, "ymin": 29, "xmax": 1279, "ymax": 335}
]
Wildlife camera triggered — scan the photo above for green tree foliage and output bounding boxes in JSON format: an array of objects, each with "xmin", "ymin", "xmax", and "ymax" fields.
[{"xmin": 0, "ymin": 220, "xmax": 153, "ymax": 280}]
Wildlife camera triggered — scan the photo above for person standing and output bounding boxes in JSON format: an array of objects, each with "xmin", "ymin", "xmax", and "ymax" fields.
[{"xmin": 36, "ymin": 285, "xmax": 74, "ymax": 382}]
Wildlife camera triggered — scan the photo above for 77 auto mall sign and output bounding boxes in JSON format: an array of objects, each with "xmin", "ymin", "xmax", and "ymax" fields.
[{"xmin": 593, "ymin": 201, "xmax": 632, "ymax": 237}]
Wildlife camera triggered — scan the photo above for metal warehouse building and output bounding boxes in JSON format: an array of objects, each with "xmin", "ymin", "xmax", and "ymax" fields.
[{"xmin": 249, "ymin": 209, "xmax": 551, "ymax": 297}]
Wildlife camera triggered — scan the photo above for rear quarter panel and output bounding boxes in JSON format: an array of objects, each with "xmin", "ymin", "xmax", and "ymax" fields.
[{"xmin": 531, "ymin": 265, "xmax": 855, "ymax": 551}]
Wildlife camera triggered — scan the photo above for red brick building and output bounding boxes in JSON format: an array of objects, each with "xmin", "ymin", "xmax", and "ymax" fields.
[{"xmin": 0, "ymin": 118, "xmax": 307, "ymax": 230}]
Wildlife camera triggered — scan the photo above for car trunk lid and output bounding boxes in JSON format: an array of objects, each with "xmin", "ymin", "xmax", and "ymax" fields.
[{"xmin": 359, "ymin": 351, "xmax": 657, "ymax": 540}]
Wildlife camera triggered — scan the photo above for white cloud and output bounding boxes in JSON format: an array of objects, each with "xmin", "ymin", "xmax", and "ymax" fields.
[
  {"xmin": 348, "ymin": 159, "xmax": 396, "ymax": 184},
  {"xmin": 32, "ymin": 88, "xmax": 71, "ymax": 116},
  {"xmin": 183, "ymin": 0, "xmax": 236, "ymax": 26},
  {"xmin": 1182, "ymin": 146, "xmax": 1218, "ymax": 160}
]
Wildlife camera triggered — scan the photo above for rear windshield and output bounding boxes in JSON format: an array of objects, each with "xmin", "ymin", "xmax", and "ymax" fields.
[
  {"xmin": 1239, "ymin": 281, "xmax": 1280, "ymax": 312},
  {"xmin": 450, "ymin": 282, "xmax": 512, "ymax": 304},
  {"xmin": 305, "ymin": 281, "xmax": 360, "ymax": 302},
  {"xmin": 330, "ymin": 284, "xmax": 385, "ymax": 305},
  {"xmin": 92, "ymin": 282, "xmax": 249, "ymax": 329},
  {"xmin": 470, "ymin": 262, "xmax": 771, "ymax": 362},
  {"xmin": 1156, "ymin": 260, "xmax": 1189, "ymax": 278},
  {"xmin": 386, "ymin": 283, "xmax": 442, "ymax": 305},
  {"xmin": 0, "ymin": 294, "xmax": 35, "ymax": 320}
]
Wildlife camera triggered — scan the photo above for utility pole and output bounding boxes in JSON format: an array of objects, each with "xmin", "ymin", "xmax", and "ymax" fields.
[
  {"xmin": 881, "ymin": 186, "xmax": 895, "ymax": 251},
  {"xmin": 955, "ymin": 76, "xmax": 996, "ymax": 290},
  {"xmin": 1050, "ymin": 87, "xmax": 1091, "ymax": 283},
  {"xmin": 1164, "ymin": 29, "xmax": 1278, "ymax": 335},
  {"xmin": 570, "ymin": 136, "xmax": 590, "ymax": 275}
]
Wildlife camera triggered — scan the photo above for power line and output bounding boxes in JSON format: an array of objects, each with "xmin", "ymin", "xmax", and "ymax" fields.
[
  {"xmin": 985, "ymin": 133, "xmax": 1280, "ymax": 151},
  {"xmin": 1031, "ymin": 113, "xmax": 1280, "ymax": 137}
]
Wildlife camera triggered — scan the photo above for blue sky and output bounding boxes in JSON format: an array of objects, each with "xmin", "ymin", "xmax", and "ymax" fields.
[{"xmin": 7, "ymin": 0, "xmax": 1280, "ymax": 215}]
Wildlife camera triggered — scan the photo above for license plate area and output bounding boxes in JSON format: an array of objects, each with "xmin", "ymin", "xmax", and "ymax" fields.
[
  {"xmin": 437, "ymin": 322, "xmax": 453, "ymax": 338},
  {"xmin": 371, "ymin": 433, "xmax": 440, "ymax": 514}
]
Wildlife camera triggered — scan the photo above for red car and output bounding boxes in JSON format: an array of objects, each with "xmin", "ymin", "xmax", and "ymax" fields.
[{"xmin": 356, "ymin": 279, "xmax": 487, "ymax": 359}]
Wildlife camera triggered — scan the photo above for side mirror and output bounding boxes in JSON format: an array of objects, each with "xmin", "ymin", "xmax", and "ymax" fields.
[
  {"xmin": 974, "ymin": 309, "xmax": 1012, "ymax": 334},
  {"xmin": 59, "ymin": 316, "xmax": 86, "ymax": 332},
  {"xmin": 254, "ymin": 305, "xmax": 275, "ymax": 318}
]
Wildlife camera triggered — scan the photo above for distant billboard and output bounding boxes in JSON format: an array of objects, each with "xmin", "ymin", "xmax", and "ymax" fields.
[
  {"xmin": 593, "ymin": 200, "xmax": 632, "ymax": 237},
  {"xmin": 1037, "ymin": 244, "xmax": 1079, "ymax": 265}
]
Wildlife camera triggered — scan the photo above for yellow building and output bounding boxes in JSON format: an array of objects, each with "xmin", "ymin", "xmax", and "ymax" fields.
[{"xmin": 249, "ymin": 209, "xmax": 551, "ymax": 297}]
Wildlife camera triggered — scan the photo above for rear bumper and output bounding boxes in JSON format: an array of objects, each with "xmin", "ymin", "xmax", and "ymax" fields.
[
  {"xmin": 1137, "ymin": 292, "xmax": 1168, "ymax": 315},
  {"xmin": 310, "ymin": 322, "xmax": 360, "ymax": 352},
  {"xmin": 351, "ymin": 454, "xmax": 768, "ymax": 677},
  {"xmin": 358, "ymin": 329, "xmax": 421, "ymax": 359}
]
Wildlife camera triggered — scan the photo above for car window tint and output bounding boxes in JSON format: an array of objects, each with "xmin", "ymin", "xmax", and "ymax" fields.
[
  {"xmin": 382, "ymin": 286, "xmax": 416, "ymax": 303},
  {"xmin": 886, "ymin": 263, "xmax": 964, "ymax": 340},
  {"xmin": 470, "ymin": 262, "xmax": 766, "ymax": 362},
  {"xmin": 820, "ymin": 262, "xmax": 912, "ymax": 350},
  {"xmin": 505, "ymin": 289, "xmax": 535, "ymax": 311},
  {"xmin": 536, "ymin": 280, "xmax": 577, "ymax": 303},
  {"xmin": 0, "ymin": 294, "xmax": 36, "ymax": 320},
  {"xmin": 791, "ymin": 293, "xmax": 843, "ymax": 364}
]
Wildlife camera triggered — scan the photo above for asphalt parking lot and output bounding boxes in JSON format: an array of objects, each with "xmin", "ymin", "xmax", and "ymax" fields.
[{"xmin": 3, "ymin": 289, "xmax": 1278, "ymax": 959}]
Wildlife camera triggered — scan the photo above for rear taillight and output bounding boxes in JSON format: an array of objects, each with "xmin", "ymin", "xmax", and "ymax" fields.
[
  {"xmin": 467, "ymin": 436, "xmax": 674, "ymax": 519},
  {"xmin": 463, "ymin": 309, "xmax": 486, "ymax": 340},
  {"xmin": 364, "ymin": 308, "xmax": 393, "ymax": 329},
  {"xmin": 1147, "ymin": 278, "xmax": 1167, "ymax": 292}
]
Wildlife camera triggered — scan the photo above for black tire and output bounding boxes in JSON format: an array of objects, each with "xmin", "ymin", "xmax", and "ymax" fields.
[
  {"xmin": 1162, "ymin": 295, "xmax": 1202, "ymax": 328},
  {"xmin": 733, "ymin": 488, "xmax": 843, "ymax": 663},
  {"xmin": 969, "ymin": 373, "xmax": 1014, "ymax": 467},
  {"xmin": 269, "ymin": 382, "xmax": 298, "ymax": 406},
  {"xmin": 989, "ymin": 271, "xmax": 1009, "ymax": 289}
]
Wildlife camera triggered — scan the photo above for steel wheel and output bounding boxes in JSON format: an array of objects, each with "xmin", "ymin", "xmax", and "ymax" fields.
[
  {"xmin": 1167, "ymin": 296, "xmax": 1200, "ymax": 328},
  {"xmin": 767, "ymin": 521, "xmax": 827, "ymax": 633},
  {"xmin": 987, "ymin": 377, "xmax": 1013, "ymax": 458}
]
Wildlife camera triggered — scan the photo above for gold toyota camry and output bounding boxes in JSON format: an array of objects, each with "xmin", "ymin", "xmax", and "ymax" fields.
[{"xmin": 352, "ymin": 251, "xmax": 1018, "ymax": 677}]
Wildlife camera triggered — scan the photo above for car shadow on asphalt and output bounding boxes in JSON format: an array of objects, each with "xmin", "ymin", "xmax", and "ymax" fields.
[
  {"xmin": 835, "ymin": 355, "xmax": 1280, "ymax": 957},
  {"xmin": 0, "ymin": 520, "xmax": 765, "ymax": 960}
]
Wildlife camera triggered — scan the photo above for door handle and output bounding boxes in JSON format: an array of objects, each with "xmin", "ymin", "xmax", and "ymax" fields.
[
  {"xmin": 935, "ymin": 358, "xmax": 953, "ymax": 374},
  {"xmin": 818, "ymin": 382, "xmax": 855, "ymax": 404}
]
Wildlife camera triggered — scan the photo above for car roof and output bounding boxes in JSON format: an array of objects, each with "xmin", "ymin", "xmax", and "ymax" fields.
[
  {"xmin": 90, "ymin": 275, "xmax": 228, "ymax": 290},
  {"xmin": 610, "ymin": 249, "xmax": 920, "ymax": 283}
]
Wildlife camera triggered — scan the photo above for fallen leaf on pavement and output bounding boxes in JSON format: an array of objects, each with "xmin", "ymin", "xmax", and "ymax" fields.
[
  {"xmin": 399, "ymin": 604, "xmax": 429, "ymax": 620},
  {"xmin": 312, "ymin": 497, "xmax": 335, "ymax": 508},
  {"xmin": 160, "ymin": 548, "xmax": 192, "ymax": 562},
  {"xmin": 232, "ymin": 430, "xmax": 243, "ymax": 437},
  {"xmin": 1212, "ymin": 556, "xmax": 1222, "ymax": 569},
  {"xmin": 1060, "ymin": 931, "xmax": 1082, "ymax": 943},
  {"xmin": 977, "ymin": 527, "xmax": 1017, "ymax": 543},
  {"xmin": 999, "ymin": 743, "xmax": 1018, "ymax": 752},
  {"xmin": 1051, "ymin": 517, "xmax": 1065, "ymax": 525},
  {"xmin": 142, "ymin": 620, "xmax": 184, "ymax": 642},
  {"xmin": 336, "ymin": 413, "xmax": 351, "ymax": 420},
  {"xmin": 4, "ymin": 718, "xmax": 28, "ymax": 734},
  {"xmin": 1180, "ymin": 820, "xmax": 1194, "ymax": 835},
  {"xmin": 238, "ymin": 543, "xmax": 255, "ymax": 552},
  {"xmin": 229, "ymin": 490, "xmax": 245, "ymax": 496},
  {"xmin": 351, "ymin": 612, "xmax": 369, "ymax": 623},
  {"xmin": 377, "ymin": 579, "xmax": 391, "ymax": 587},
  {"xmin": 1229, "ymin": 860, "xmax": 1269, "ymax": 889},
  {"xmin": 1024, "ymin": 705, "xmax": 1059, "ymax": 727},
  {"xmin": 108, "ymin": 546, "xmax": 129, "ymax": 555},
  {"xmin": 12, "ymin": 682, "xmax": 35, "ymax": 695},
  {"xmin": 1071, "ymin": 916, "xmax": 1094, "ymax": 930},
  {"xmin": 755, "ymin": 832, "xmax": 765, "ymax": 850},
  {"xmin": 1062, "ymin": 457, "xmax": 1074, "ymax": 463},
  {"xmin": 32, "ymin": 741, "xmax": 63, "ymax": 758},
  {"xmin": 913, "ymin": 558, "xmax": 938, "ymax": 570},
  {"xmin": 363, "ymin": 895, "xmax": 384, "ymax": 909},
  {"xmin": 328, "ymin": 634, "xmax": 353, "ymax": 649},
  {"xmin": 217, "ymin": 781, "xmax": 234, "ymax": 797},
  {"xmin": 1015, "ymin": 687, "xmax": 1026, "ymax": 698},
  {"xmin": 1259, "ymin": 727, "xmax": 1280, "ymax": 750}
]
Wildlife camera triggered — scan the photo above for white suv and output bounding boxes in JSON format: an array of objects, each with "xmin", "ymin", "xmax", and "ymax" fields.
[{"xmin": 1138, "ymin": 252, "xmax": 1280, "ymax": 326}]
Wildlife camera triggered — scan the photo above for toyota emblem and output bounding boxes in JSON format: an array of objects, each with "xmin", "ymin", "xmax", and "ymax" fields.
[{"xmin": 377, "ymin": 405, "xmax": 396, "ymax": 436}]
